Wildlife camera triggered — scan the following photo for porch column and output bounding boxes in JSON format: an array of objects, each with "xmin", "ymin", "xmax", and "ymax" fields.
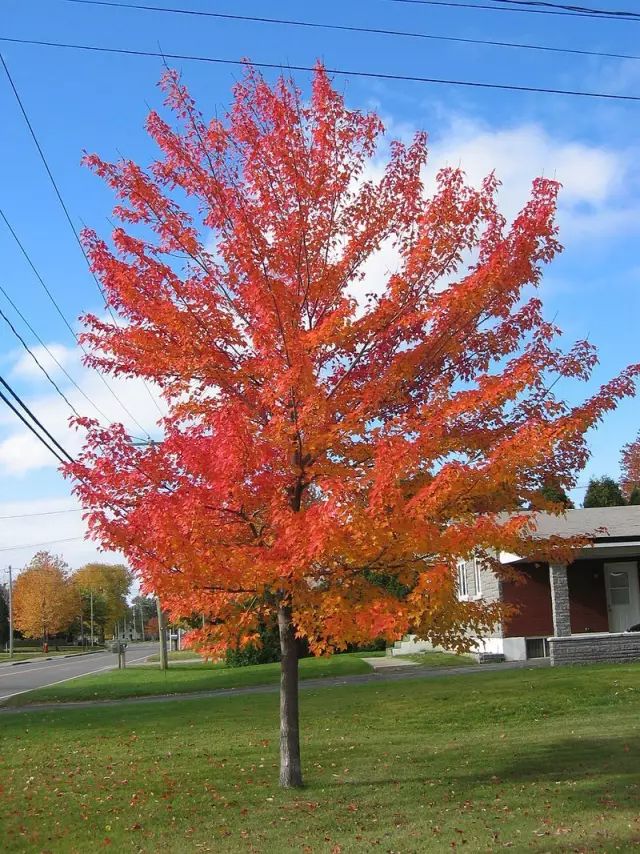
[{"xmin": 549, "ymin": 563, "xmax": 571, "ymax": 637}]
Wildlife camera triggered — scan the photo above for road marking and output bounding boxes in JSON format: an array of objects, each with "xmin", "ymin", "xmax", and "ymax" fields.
[
  {"xmin": 0, "ymin": 648, "xmax": 155, "ymax": 702},
  {"xmin": 0, "ymin": 654, "xmax": 111, "ymax": 679}
]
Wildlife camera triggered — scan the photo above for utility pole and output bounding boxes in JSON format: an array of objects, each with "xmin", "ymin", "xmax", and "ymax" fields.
[
  {"xmin": 156, "ymin": 596, "xmax": 168, "ymax": 670},
  {"xmin": 90, "ymin": 590, "xmax": 94, "ymax": 647},
  {"xmin": 138, "ymin": 602, "xmax": 145, "ymax": 641},
  {"xmin": 8, "ymin": 565, "xmax": 13, "ymax": 659}
]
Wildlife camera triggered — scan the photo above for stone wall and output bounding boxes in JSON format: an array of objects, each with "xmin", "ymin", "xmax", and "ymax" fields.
[{"xmin": 549, "ymin": 632, "xmax": 640, "ymax": 666}]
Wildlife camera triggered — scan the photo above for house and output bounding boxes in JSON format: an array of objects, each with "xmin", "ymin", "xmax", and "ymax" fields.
[{"xmin": 392, "ymin": 506, "xmax": 640, "ymax": 666}]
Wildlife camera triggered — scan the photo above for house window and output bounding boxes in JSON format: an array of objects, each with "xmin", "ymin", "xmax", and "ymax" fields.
[
  {"xmin": 525, "ymin": 637, "xmax": 550, "ymax": 659},
  {"xmin": 473, "ymin": 557, "xmax": 482, "ymax": 598},
  {"xmin": 457, "ymin": 560, "xmax": 468, "ymax": 599}
]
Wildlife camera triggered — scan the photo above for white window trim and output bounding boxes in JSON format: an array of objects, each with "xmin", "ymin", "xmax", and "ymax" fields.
[
  {"xmin": 457, "ymin": 559, "xmax": 469, "ymax": 600},
  {"xmin": 473, "ymin": 557, "xmax": 483, "ymax": 599}
]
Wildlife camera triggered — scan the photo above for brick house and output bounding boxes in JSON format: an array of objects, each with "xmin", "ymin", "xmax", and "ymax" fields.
[{"xmin": 391, "ymin": 506, "xmax": 640, "ymax": 665}]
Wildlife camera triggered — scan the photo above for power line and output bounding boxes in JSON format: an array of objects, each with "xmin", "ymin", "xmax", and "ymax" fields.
[
  {"xmin": 0, "ymin": 207, "xmax": 153, "ymax": 437},
  {"xmin": 385, "ymin": 0, "xmax": 640, "ymax": 22},
  {"xmin": 0, "ymin": 304, "xmax": 81, "ymax": 418},
  {"xmin": 56, "ymin": 0, "xmax": 640, "ymax": 64},
  {"xmin": 0, "ymin": 537, "xmax": 84, "ymax": 553},
  {"xmin": 2, "ymin": 36, "xmax": 640, "ymax": 102},
  {"xmin": 0, "ymin": 508, "xmax": 82, "ymax": 520},
  {"xmin": 0, "ymin": 374, "xmax": 76, "ymax": 463},
  {"xmin": 0, "ymin": 282, "xmax": 115, "ymax": 423},
  {"xmin": 491, "ymin": 0, "xmax": 638, "ymax": 18},
  {"xmin": 0, "ymin": 52, "xmax": 163, "ymax": 425},
  {"xmin": 0, "ymin": 387, "xmax": 68, "ymax": 465}
]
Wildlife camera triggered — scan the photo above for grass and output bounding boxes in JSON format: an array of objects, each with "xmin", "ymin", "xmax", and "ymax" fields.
[
  {"xmin": 145, "ymin": 650, "xmax": 208, "ymax": 662},
  {"xmin": 1, "ymin": 663, "xmax": 639, "ymax": 852},
  {"xmin": 4, "ymin": 652, "xmax": 375, "ymax": 706},
  {"xmin": 394, "ymin": 650, "xmax": 476, "ymax": 667}
]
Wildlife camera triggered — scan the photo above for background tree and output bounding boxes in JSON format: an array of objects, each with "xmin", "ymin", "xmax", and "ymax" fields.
[
  {"xmin": 620, "ymin": 432, "xmax": 640, "ymax": 498},
  {"xmin": 13, "ymin": 552, "xmax": 78, "ymax": 644},
  {"xmin": 532, "ymin": 479, "xmax": 575, "ymax": 509},
  {"xmin": 72, "ymin": 563, "xmax": 132, "ymax": 641},
  {"xmin": 68, "ymin": 65, "xmax": 638, "ymax": 787},
  {"xmin": 628, "ymin": 486, "xmax": 640, "ymax": 506},
  {"xmin": 0, "ymin": 584, "xmax": 9, "ymax": 646},
  {"xmin": 131, "ymin": 594, "xmax": 157, "ymax": 638},
  {"xmin": 583, "ymin": 476, "xmax": 627, "ymax": 508}
]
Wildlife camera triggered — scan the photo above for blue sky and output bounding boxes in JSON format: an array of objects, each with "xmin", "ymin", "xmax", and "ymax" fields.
[{"xmin": 1, "ymin": 0, "xmax": 639, "ymax": 571}]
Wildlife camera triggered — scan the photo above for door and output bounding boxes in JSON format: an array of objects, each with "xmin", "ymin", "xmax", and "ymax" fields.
[{"xmin": 604, "ymin": 562, "xmax": 640, "ymax": 633}]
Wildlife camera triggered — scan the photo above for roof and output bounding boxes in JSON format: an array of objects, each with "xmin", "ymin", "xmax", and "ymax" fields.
[{"xmin": 524, "ymin": 506, "xmax": 640, "ymax": 541}]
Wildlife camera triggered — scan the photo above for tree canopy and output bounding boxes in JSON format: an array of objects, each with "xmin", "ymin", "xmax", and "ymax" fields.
[
  {"xmin": 72, "ymin": 563, "xmax": 132, "ymax": 640},
  {"xmin": 66, "ymin": 65, "xmax": 638, "ymax": 786},
  {"xmin": 12, "ymin": 552, "xmax": 79, "ymax": 642},
  {"xmin": 620, "ymin": 432, "xmax": 640, "ymax": 498},
  {"xmin": 583, "ymin": 476, "xmax": 627, "ymax": 508}
]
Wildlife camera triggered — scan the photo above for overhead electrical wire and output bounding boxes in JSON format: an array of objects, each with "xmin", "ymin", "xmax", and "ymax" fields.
[
  {"xmin": 0, "ymin": 53, "xmax": 164, "ymax": 423},
  {"xmin": 385, "ymin": 0, "xmax": 640, "ymax": 22},
  {"xmin": 0, "ymin": 386, "xmax": 70, "ymax": 465},
  {"xmin": 0, "ymin": 304, "xmax": 82, "ymax": 418},
  {"xmin": 0, "ymin": 374, "xmax": 76, "ymax": 463},
  {"xmin": 0, "ymin": 536, "xmax": 84, "ymax": 553},
  {"xmin": 0, "ymin": 508, "xmax": 82, "ymax": 520},
  {"xmin": 0, "ymin": 206, "xmax": 153, "ymax": 438},
  {"xmin": 1, "ymin": 37, "xmax": 639, "ymax": 102},
  {"xmin": 0, "ymin": 282, "xmax": 115, "ymax": 423},
  {"xmin": 490, "ymin": 0, "xmax": 638, "ymax": 18},
  {"xmin": 54, "ymin": 0, "xmax": 640, "ymax": 64}
]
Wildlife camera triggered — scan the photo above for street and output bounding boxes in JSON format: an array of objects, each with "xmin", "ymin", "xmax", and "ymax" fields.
[{"xmin": 0, "ymin": 642, "xmax": 157, "ymax": 703}]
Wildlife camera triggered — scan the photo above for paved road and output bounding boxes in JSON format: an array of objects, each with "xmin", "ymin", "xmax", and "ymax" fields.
[{"xmin": 0, "ymin": 642, "xmax": 157, "ymax": 703}]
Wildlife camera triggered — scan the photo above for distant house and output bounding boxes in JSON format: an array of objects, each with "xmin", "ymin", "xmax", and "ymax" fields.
[{"xmin": 392, "ymin": 506, "xmax": 640, "ymax": 665}]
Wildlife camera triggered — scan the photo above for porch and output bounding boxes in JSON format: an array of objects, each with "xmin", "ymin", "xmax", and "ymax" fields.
[{"xmin": 502, "ymin": 535, "xmax": 640, "ymax": 666}]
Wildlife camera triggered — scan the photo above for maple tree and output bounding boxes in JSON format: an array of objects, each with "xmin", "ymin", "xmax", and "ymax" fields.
[
  {"xmin": 67, "ymin": 65, "xmax": 638, "ymax": 787},
  {"xmin": 620, "ymin": 433, "xmax": 640, "ymax": 498},
  {"xmin": 12, "ymin": 552, "xmax": 79, "ymax": 643}
]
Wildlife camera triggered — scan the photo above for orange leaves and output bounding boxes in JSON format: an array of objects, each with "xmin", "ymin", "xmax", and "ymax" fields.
[
  {"xmin": 12, "ymin": 552, "xmax": 79, "ymax": 641},
  {"xmin": 67, "ymin": 62, "xmax": 637, "ymax": 662}
]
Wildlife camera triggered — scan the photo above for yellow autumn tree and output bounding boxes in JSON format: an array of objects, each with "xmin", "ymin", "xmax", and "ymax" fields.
[{"xmin": 13, "ymin": 551, "xmax": 79, "ymax": 643}]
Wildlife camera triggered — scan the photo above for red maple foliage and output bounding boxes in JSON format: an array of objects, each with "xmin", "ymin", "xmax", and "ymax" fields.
[
  {"xmin": 66, "ymin": 65, "xmax": 638, "ymax": 786},
  {"xmin": 620, "ymin": 433, "xmax": 640, "ymax": 497}
]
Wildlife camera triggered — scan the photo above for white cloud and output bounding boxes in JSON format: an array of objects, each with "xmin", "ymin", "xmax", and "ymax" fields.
[
  {"xmin": 426, "ymin": 116, "xmax": 636, "ymax": 241},
  {"xmin": 0, "ymin": 347, "xmax": 165, "ymax": 477},
  {"xmin": 349, "ymin": 113, "xmax": 637, "ymax": 307},
  {"xmin": 0, "ymin": 495, "xmax": 125, "ymax": 573},
  {"xmin": 11, "ymin": 342, "xmax": 80, "ymax": 383}
]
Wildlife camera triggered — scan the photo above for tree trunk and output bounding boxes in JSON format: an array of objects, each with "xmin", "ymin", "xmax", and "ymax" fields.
[{"xmin": 277, "ymin": 604, "xmax": 303, "ymax": 788}]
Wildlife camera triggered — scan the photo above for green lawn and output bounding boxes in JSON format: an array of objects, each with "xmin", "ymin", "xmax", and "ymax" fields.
[
  {"xmin": 394, "ymin": 650, "xmax": 476, "ymax": 667},
  {"xmin": 1, "ymin": 664, "xmax": 639, "ymax": 852},
  {"xmin": 4, "ymin": 653, "xmax": 375, "ymax": 706},
  {"xmin": 145, "ymin": 650, "xmax": 208, "ymax": 662}
]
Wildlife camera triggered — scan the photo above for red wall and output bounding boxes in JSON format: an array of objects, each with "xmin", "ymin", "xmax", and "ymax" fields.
[
  {"xmin": 502, "ymin": 561, "xmax": 609, "ymax": 637},
  {"xmin": 502, "ymin": 563, "xmax": 553, "ymax": 638},
  {"xmin": 567, "ymin": 561, "xmax": 608, "ymax": 634}
]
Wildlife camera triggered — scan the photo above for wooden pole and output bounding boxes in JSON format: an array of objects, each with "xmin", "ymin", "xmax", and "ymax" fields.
[{"xmin": 156, "ymin": 597, "xmax": 168, "ymax": 670}]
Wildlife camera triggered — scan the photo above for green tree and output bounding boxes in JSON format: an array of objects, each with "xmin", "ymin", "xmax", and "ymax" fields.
[
  {"xmin": 628, "ymin": 486, "xmax": 640, "ymax": 506},
  {"xmin": 533, "ymin": 480, "xmax": 574, "ymax": 509},
  {"xmin": 0, "ymin": 584, "xmax": 9, "ymax": 646},
  {"xmin": 583, "ymin": 476, "xmax": 627, "ymax": 508},
  {"xmin": 72, "ymin": 564, "xmax": 132, "ymax": 641}
]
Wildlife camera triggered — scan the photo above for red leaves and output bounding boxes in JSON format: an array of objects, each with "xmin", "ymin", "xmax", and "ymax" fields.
[{"xmin": 68, "ymin": 62, "xmax": 637, "ymax": 663}]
